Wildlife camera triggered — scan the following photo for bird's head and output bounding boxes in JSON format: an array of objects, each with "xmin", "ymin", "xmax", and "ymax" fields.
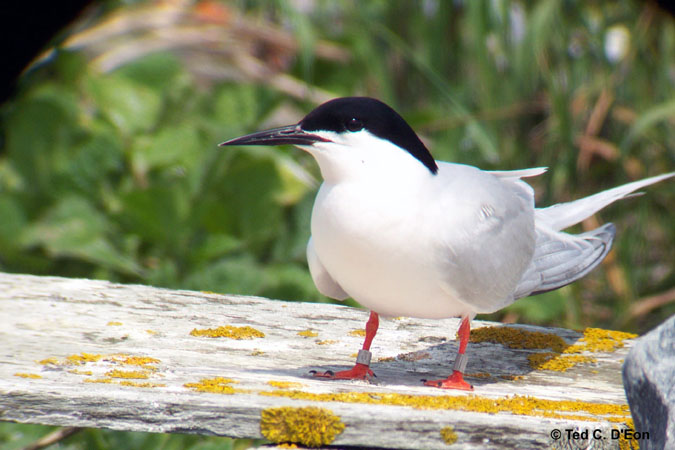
[{"xmin": 220, "ymin": 97, "xmax": 437, "ymax": 183}]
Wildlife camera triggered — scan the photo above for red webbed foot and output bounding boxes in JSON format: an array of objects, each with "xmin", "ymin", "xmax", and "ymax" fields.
[
  {"xmin": 310, "ymin": 363, "xmax": 375, "ymax": 380},
  {"xmin": 422, "ymin": 370, "xmax": 473, "ymax": 391}
]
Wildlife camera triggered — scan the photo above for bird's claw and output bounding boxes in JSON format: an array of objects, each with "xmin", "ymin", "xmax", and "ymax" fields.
[
  {"xmin": 310, "ymin": 363, "xmax": 375, "ymax": 380},
  {"xmin": 422, "ymin": 370, "xmax": 473, "ymax": 391}
]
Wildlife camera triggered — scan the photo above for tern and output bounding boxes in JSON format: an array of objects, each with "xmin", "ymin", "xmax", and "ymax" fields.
[{"xmin": 221, "ymin": 97, "xmax": 673, "ymax": 390}]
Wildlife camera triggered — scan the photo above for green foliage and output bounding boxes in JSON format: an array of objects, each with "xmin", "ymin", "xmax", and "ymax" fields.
[{"xmin": 0, "ymin": 0, "xmax": 673, "ymax": 447}]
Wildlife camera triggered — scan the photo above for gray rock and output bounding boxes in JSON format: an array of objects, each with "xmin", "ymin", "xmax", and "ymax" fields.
[{"xmin": 623, "ymin": 315, "xmax": 675, "ymax": 450}]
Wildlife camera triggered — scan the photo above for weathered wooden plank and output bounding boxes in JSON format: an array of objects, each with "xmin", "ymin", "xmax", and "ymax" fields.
[{"xmin": 0, "ymin": 273, "xmax": 639, "ymax": 449}]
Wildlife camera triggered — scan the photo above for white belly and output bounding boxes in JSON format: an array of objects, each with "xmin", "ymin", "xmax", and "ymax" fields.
[{"xmin": 310, "ymin": 182, "xmax": 474, "ymax": 319}]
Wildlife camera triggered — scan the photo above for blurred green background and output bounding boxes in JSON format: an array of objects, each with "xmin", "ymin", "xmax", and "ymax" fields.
[{"xmin": 1, "ymin": 0, "xmax": 673, "ymax": 448}]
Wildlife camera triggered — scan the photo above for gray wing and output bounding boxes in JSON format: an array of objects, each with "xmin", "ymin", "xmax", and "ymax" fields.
[
  {"xmin": 512, "ymin": 223, "xmax": 615, "ymax": 300},
  {"xmin": 434, "ymin": 164, "xmax": 538, "ymax": 313},
  {"xmin": 513, "ymin": 171, "xmax": 674, "ymax": 298},
  {"xmin": 306, "ymin": 237, "xmax": 349, "ymax": 300}
]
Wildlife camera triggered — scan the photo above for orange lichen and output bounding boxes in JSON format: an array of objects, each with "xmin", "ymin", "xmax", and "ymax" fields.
[
  {"xmin": 440, "ymin": 426, "xmax": 458, "ymax": 444},
  {"xmin": 14, "ymin": 373, "xmax": 42, "ymax": 379},
  {"xmin": 190, "ymin": 325, "xmax": 265, "ymax": 339},
  {"xmin": 297, "ymin": 329, "xmax": 319, "ymax": 337},
  {"xmin": 260, "ymin": 406, "xmax": 345, "ymax": 447},
  {"xmin": 184, "ymin": 377, "xmax": 237, "ymax": 394}
]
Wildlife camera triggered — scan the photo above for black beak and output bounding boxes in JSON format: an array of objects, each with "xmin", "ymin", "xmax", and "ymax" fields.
[{"xmin": 219, "ymin": 124, "xmax": 330, "ymax": 147}]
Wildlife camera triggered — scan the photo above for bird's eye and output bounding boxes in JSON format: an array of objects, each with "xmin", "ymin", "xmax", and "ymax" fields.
[{"xmin": 345, "ymin": 118, "xmax": 364, "ymax": 132}]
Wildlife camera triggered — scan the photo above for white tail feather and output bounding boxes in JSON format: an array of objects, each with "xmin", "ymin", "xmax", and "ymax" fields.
[{"xmin": 536, "ymin": 172, "xmax": 674, "ymax": 231}]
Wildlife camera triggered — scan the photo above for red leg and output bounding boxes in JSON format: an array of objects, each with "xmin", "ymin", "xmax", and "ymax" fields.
[
  {"xmin": 313, "ymin": 311, "xmax": 378, "ymax": 380},
  {"xmin": 423, "ymin": 316, "xmax": 473, "ymax": 391}
]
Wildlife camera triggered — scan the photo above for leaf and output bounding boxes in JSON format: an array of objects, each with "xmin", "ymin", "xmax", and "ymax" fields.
[
  {"xmin": 86, "ymin": 73, "xmax": 162, "ymax": 135},
  {"xmin": 211, "ymin": 153, "xmax": 284, "ymax": 246},
  {"xmin": 117, "ymin": 184, "xmax": 189, "ymax": 247},
  {"xmin": 21, "ymin": 196, "xmax": 141, "ymax": 275},
  {"xmin": 131, "ymin": 124, "xmax": 202, "ymax": 172},
  {"xmin": 623, "ymin": 98, "xmax": 675, "ymax": 148},
  {"xmin": 0, "ymin": 196, "xmax": 27, "ymax": 252},
  {"xmin": 182, "ymin": 255, "xmax": 264, "ymax": 295}
]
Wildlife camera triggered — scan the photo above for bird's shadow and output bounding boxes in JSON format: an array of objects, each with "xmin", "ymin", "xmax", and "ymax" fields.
[{"xmin": 241, "ymin": 326, "xmax": 599, "ymax": 391}]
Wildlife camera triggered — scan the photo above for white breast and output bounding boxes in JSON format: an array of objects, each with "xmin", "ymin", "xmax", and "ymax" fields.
[{"xmin": 308, "ymin": 163, "xmax": 536, "ymax": 319}]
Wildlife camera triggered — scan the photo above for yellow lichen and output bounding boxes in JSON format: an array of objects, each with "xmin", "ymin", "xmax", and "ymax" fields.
[
  {"xmin": 316, "ymin": 340, "xmax": 337, "ymax": 345},
  {"xmin": 260, "ymin": 406, "xmax": 345, "ymax": 447},
  {"xmin": 184, "ymin": 377, "xmax": 237, "ymax": 394},
  {"xmin": 119, "ymin": 381, "xmax": 166, "ymax": 388},
  {"xmin": 348, "ymin": 329, "xmax": 366, "ymax": 337},
  {"xmin": 146, "ymin": 329, "xmax": 158, "ymax": 335},
  {"xmin": 68, "ymin": 369, "xmax": 93, "ymax": 376},
  {"xmin": 465, "ymin": 372, "xmax": 491, "ymax": 378},
  {"xmin": 66, "ymin": 353, "xmax": 103, "ymax": 365},
  {"xmin": 38, "ymin": 357, "xmax": 60, "ymax": 365},
  {"xmin": 563, "ymin": 328, "xmax": 637, "ymax": 354},
  {"xmin": 440, "ymin": 426, "xmax": 458, "ymax": 445},
  {"xmin": 378, "ymin": 356, "xmax": 396, "ymax": 362},
  {"xmin": 105, "ymin": 369, "xmax": 150, "ymax": 379},
  {"xmin": 499, "ymin": 375, "xmax": 524, "ymax": 381},
  {"xmin": 297, "ymin": 330, "xmax": 318, "ymax": 337},
  {"xmin": 250, "ymin": 350, "xmax": 265, "ymax": 356},
  {"xmin": 397, "ymin": 351, "xmax": 431, "ymax": 361},
  {"xmin": 190, "ymin": 325, "xmax": 265, "ymax": 339},
  {"xmin": 268, "ymin": 380, "xmax": 304, "ymax": 389},
  {"xmin": 110, "ymin": 355, "xmax": 160, "ymax": 367},
  {"xmin": 259, "ymin": 389, "xmax": 630, "ymax": 424},
  {"xmin": 14, "ymin": 373, "xmax": 42, "ymax": 379},
  {"xmin": 84, "ymin": 378, "xmax": 114, "ymax": 384},
  {"xmin": 470, "ymin": 326, "xmax": 568, "ymax": 352},
  {"xmin": 107, "ymin": 321, "xmax": 123, "ymax": 326},
  {"xmin": 471, "ymin": 325, "xmax": 635, "ymax": 373},
  {"xmin": 528, "ymin": 353, "xmax": 597, "ymax": 371}
]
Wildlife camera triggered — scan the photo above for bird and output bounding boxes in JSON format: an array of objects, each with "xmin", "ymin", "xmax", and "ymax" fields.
[{"xmin": 220, "ymin": 96, "xmax": 674, "ymax": 390}]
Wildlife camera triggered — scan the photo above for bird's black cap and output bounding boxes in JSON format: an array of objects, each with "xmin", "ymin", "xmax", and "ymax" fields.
[{"xmin": 301, "ymin": 97, "xmax": 438, "ymax": 174}]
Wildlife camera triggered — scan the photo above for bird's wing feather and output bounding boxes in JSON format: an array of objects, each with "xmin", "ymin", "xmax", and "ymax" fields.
[
  {"xmin": 536, "ymin": 172, "xmax": 674, "ymax": 231},
  {"xmin": 306, "ymin": 236, "xmax": 349, "ymax": 300},
  {"xmin": 433, "ymin": 164, "xmax": 537, "ymax": 313},
  {"xmin": 512, "ymin": 223, "xmax": 615, "ymax": 300}
]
